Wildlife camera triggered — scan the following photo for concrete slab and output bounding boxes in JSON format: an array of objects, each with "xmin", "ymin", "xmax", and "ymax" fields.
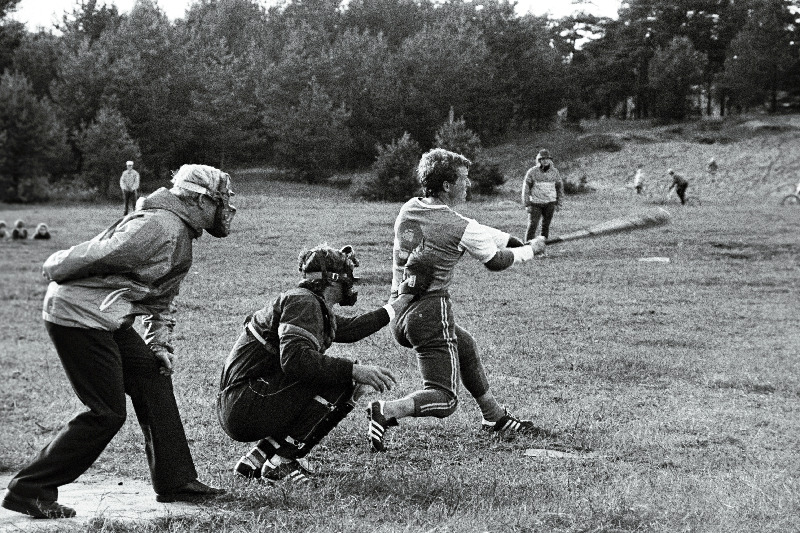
[{"xmin": 0, "ymin": 474, "xmax": 215, "ymax": 531}]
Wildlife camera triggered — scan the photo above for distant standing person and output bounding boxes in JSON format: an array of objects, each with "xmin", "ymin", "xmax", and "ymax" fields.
[
  {"xmin": 633, "ymin": 166, "xmax": 645, "ymax": 195},
  {"xmin": 120, "ymin": 160, "xmax": 140, "ymax": 216},
  {"xmin": 667, "ymin": 168, "xmax": 689, "ymax": 205},
  {"xmin": 521, "ymin": 149, "xmax": 563, "ymax": 241},
  {"xmin": 707, "ymin": 158, "xmax": 718, "ymax": 184}
]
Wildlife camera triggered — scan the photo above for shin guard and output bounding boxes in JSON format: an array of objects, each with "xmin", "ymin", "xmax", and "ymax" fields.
[{"xmin": 277, "ymin": 384, "xmax": 357, "ymax": 459}]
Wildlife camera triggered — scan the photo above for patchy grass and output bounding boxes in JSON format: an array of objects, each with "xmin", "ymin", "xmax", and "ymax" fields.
[{"xmin": 2, "ymin": 117, "xmax": 800, "ymax": 532}]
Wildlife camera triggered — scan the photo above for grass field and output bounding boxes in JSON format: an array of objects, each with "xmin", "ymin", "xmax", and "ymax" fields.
[{"xmin": 1, "ymin": 119, "xmax": 799, "ymax": 532}]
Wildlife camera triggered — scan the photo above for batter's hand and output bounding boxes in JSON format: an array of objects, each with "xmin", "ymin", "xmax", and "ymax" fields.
[
  {"xmin": 352, "ymin": 364, "xmax": 397, "ymax": 393},
  {"xmin": 151, "ymin": 345, "xmax": 175, "ymax": 376},
  {"xmin": 529, "ymin": 236, "xmax": 546, "ymax": 256}
]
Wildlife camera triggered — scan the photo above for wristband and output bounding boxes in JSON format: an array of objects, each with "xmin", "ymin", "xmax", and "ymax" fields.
[
  {"xmin": 383, "ymin": 303, "xmax": 396, "ymax": 321},
  {"xmin": 511, "ymin": 245, "xmax": 534, "ymax": 264}
]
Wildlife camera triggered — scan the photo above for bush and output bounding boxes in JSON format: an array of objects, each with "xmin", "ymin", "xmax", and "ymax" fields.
[
  {"xmin": 15, "ymin": 176, "xmax": 50, "ymax": 203},
  {"xmin": 434, "ymin": 115, "xmax": 481, "ymax": 160},
  {"xmin": 435, "ymin": 115, "xmax": 505, "ymax": 196},
  {"xmin": 356, "ymin": 132, "xmax": 422, "ymax": 201},
  {"xmin": 578, "ymin": 133, "xmax": 623, "ymax": 152},
  {"xmin": 0, "ymin": 71, "xmax": 71, "ymax": 202},
  {"xmin": 563, "ymin": 175, "xmax": 594, "ymax": 195},
  {"xmin": 266, "ymin": 80, "xmax": 352, "ymax": 184},
  {"xmin": 697, "ymin": 119, "xmax": 724, "ymax": 132},
  {"xmin": 78, "ymin": 105, "xmax": 141, "ymax": 199},
  {"xmin": 468, "ymin": 160, "xmax": 506, "ymax": 196},
  {"xmin": 49, "ymin": 177, "xmax": 99, "ymax": 203}
]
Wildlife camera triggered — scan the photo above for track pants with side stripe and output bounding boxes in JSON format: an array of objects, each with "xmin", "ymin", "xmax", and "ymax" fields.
[{"xmin": 391, "ymin": 291, "xmax": 490, "ymax": 418}]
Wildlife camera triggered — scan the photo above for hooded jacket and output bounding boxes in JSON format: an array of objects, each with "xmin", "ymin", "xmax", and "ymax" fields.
[{"xmin": 42, "ymin": 188, "xmax": 206, "ymax": 351}]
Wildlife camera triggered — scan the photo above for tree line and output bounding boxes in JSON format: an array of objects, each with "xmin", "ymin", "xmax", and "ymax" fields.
[{"xmin": 0, "ymin": 0, "xmax": 798, "ymax": 202}]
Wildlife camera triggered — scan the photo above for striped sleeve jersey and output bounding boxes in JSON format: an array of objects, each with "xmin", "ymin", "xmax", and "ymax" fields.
[{"xmin": 391, "ymin": 198, "xmax": 509, "ymax": 294}]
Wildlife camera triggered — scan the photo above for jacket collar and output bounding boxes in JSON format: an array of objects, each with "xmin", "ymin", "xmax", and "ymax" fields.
[{"xmin": 139, "ymin": 188, "xmax": 205, "ymax": 239}]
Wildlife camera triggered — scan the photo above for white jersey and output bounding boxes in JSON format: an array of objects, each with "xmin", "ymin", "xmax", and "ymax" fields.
[{"xmin": 391, "ymin": 198, "xmax": 509, "ymax": 294}]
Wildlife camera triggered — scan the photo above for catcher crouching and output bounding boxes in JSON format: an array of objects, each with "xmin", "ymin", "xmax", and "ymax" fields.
[{"xmin": 216, "ymin": 244, "xmax": 424, "ymax": 483}]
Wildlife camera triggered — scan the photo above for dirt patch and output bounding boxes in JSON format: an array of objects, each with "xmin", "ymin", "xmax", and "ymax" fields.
[{"xmin": 0, "ymin": 474, "xmax": 217, "ymax": 530}]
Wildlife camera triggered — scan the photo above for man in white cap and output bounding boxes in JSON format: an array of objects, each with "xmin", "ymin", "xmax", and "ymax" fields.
[
  {"xmin": 2, "ymin": 164, "xmax": 236, "ymax": 519},
  {"xmin": 120, "ymin": 160, "xmax": 140, "ymax": 215}
]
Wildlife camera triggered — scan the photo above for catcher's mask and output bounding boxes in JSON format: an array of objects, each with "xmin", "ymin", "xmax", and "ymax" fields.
[
  {"xmin": 172, "ymin": 168, "xmax": 237, "ymax": 238},
  {"xmin": 299, "ymin": 245, "xmax": 360, "ymax": 306}
]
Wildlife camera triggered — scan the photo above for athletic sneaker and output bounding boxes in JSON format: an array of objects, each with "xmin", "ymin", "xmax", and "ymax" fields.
[
  {"xmin": 480, "ymin": 408, "xmax": 548, "ymax": 437},
  {"xmin": 366, "ymin": 400, "xmax": 398, "ymax": 452},
  {"xmin": 261, "ymin": 459, "xmax": 312, "ymax": 485},
  {"xmin": 234, "ymin": 455, "xmax": 263, "ymax": 479}
]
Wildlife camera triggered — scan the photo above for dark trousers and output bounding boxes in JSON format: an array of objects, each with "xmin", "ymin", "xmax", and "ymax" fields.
[
  {"xmin": 217, "ymin": 331, "xmax": 351, "ymax": 444},
  {"xmin": 122, "ymin": 190, "xmax": 137, "ymax": 215},
  {"xmin": 525, "ymin": 202, "xmax": 557, "ymax": 241},
  {"xmin": 391, "ymin": 293, "xmax": 491, "ymax": 418},
  {"xmin": 7, "ymin": 322, "xmax": 197, "ymax": 501},
  {"xmin": 675, "ymin": 183, "xmax": 688, "ymax": 205}
]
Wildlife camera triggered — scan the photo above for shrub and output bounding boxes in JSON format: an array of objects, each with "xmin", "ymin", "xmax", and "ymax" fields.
[
  {"xmin": 435, "ymin": 115, "xmax": 505, "ymax": 196},
  {"xmin": 15, "ymin": 176, "xmax": 50, "ymax": 203},
  {"xmin": 49, "ymin": 177, "xmax": 99, "ymax": 203},
  {"xmin": 434, "ymin": 115, "xmax": 481, "ymax": 160},
  {"xmin": 563, "ymin": 175, "xmax": 594, "ymax": 195},
  {"xmin": 578, "ymin": 133, "xmax": 623, "ymax": 152},
  {"xmin": 265, "ymin": 80, "xmax": 352, "ymax": 184},
  {"xmin": 468, "ymin": 160, "xmax": 506, "ymax": 196},
  {"xmin": 356, "ymin": 133, "xmax": 422, "ymax": 201},
  {"xmin": 0, "ymin": 71, "xmax": 71, "ymax": 202},
  {"xmin": 697, "ymin": 119, "xmax": 724, "ymax": 132},
  {"xmin": 78, "ymin": 105, "xmax": 141, "ymax": 199}
]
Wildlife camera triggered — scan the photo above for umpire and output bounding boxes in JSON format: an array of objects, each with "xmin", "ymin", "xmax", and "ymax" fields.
[{"xmin": 2, "ymin": 165, "xmax": 236, "ymax": 519}]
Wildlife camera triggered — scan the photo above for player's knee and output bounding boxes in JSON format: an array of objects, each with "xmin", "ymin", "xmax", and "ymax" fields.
[
  {"xmin": 94, "ymin": 408, "xmax": 127, "ymax": 433},
  {"xmin": 416, "ymin": 390, "xmax": 458, "ymax": 418},
  {"xmin": 433, "ymin": 398, "xmax": 458, "ymax": 418}
]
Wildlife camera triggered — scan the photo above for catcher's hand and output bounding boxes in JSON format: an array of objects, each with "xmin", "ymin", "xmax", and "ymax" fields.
[{"xmin": 352, "ymin": 364, "xmax": 397, "ymax": 393}]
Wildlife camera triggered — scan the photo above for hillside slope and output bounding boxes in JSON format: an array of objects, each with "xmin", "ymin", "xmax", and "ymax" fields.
[{"xmin": 487, "ymin": 115, "xmax": 800, "ymax": 203}]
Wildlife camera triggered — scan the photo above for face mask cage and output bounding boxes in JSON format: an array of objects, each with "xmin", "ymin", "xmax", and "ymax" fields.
[{"xmin": 300, "ymin": 246, "xmax": 360, "ymax": 305}]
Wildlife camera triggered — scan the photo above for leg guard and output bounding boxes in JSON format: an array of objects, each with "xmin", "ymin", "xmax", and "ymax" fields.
[{"xmin": 274, "ymin": 383, "xmax": 356, "ymax": 459}]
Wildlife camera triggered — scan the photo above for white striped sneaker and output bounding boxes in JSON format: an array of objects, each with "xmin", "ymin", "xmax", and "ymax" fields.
[
  {"xmin": 261, "ymin": 459, "xmax": 312, "ymax": 485},
  {"xmin": 481, "ymin": 408, "xmax": 546, "ymax": 436},
  {"xmin": 366, "ymin": 400, "xmax": 398, "ymax": 452}
]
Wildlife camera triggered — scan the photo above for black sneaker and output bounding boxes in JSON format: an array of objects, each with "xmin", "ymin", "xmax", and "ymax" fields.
[
  {"xmin": 234, "ymin": 455, "xmax": 263, "ymax": 479},
  {"xmin": 366, "ymin": 400, "xmax": 398, "ymax": 452},
  {"xmin": 480, "ymin": 408, "xmax": 549, "ymax": 437},
  {"xmin": 261, "ymin": 459, "xmax": 312, "ymax": 485},
  {"xmin": 1, "ymin": 490, "xmax": 76, "ymax": 519}
]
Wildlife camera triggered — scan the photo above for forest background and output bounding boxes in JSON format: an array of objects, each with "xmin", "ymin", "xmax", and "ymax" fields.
[{"xmin": 0, "ymin": 0, "xmax": 798, "ymax": 202}]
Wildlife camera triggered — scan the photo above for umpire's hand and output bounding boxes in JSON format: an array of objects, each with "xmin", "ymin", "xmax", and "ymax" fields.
[{"xmin": 151, "ymin": 345, "xmax": 175, "ymax": 376}]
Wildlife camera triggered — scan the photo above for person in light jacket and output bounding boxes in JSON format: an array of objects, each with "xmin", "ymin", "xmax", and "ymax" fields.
[
  {"xmin": 521, "ymin": 149, "xmax": 563, "ymax": 241},
  {"xmin": 2, "ymin": 164, "xmax": 236, "ymax": 519}
]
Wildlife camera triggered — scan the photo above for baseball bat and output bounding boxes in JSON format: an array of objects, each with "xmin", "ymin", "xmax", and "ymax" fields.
[{"xmin": 544, "ymin": 207, "xmax": 671, "ymax": 245}]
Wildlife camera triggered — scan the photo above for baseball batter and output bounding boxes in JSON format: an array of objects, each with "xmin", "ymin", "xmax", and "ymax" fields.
[{"xmin": 366, "ymin": 148, "xmax": 549, "ymax": 452}]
